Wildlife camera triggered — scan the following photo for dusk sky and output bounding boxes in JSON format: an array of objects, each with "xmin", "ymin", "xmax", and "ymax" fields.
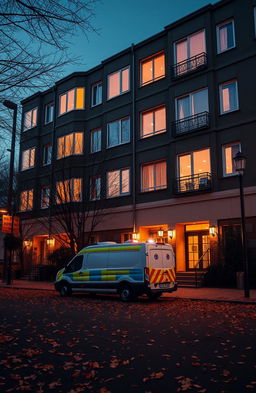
[{"xmin": 64, "ymin": 0, "xmax": 221, "ymax": 77}]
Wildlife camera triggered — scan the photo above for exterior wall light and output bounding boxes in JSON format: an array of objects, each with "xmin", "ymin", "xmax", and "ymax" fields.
[
  {"xmin": 24, "ymin": 240, "xmax": 32, "ymax": 248},
  {"xmin": 157, "ymin": 229, "xmax": 164, "ymax": 237},
  {"xmin": 168, "ymin": 229, "xmax": 175, "ymax": 239},
  {"xmin": 46, "ymin": 237, "xmax": 55, "ymax": 247},
  {"xmin": 132, "ymin": 232, "xmax": 139, "ymax": 240},
  {"xmin": 209, "ymin": 226, "xmax": 217, "ymax": 237}
]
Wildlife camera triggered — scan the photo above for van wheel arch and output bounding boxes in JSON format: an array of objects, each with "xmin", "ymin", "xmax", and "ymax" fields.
[
  {"xmin": 59, "ymin": 281, "xmax": 72, "ymax": 297},
  {"xmin": 118, "ymin": 282, "xmax": 136, "ymax": 302}
]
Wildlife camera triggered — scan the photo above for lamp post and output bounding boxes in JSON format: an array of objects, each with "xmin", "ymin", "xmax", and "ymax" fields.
[
  {"xmin": 3, "ymin": 99, "xmax": 17, "ymax": 285},
  {"xmin": 233, "ymin": 151, "xmax": 250, "ymax": 298}
]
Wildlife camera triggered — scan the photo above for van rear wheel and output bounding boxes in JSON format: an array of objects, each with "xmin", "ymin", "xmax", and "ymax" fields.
[
  {"xmin": 119, "ymin": 284, "xmax": 136, "ymax": 302},
  {"xmin": 59, "ymin": 283, "xmax": 72, "ymax": 297}
]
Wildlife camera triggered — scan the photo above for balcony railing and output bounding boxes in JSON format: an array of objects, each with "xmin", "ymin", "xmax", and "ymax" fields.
[
  {"xmin": 173, "ymin": 111, "xmax": 210, "ymax": 136},
  {"xmin": 172, "ymin": 52, "xmax": 207, "ymax": 78},
  {"xmin": 174, "ymin": 172, "xmax": 212, "ymax": 194}
]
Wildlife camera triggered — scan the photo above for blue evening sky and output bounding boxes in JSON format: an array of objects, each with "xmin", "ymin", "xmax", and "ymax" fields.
[{"xmin": 64, "ymin": 0, "xmax": 221, "ymax": 77}]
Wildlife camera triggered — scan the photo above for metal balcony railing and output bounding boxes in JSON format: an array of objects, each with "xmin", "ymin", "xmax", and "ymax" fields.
[
  {"xmin": 173, "ymin": 111, "xmax": 210, "ymax": 136},
  {"xmin": 172, "ymin": 52, "xmax": 207, "ymax": 78},
  {"xmin": 174, "ymin": 172, "xmax": 212, "ymax": 194}
]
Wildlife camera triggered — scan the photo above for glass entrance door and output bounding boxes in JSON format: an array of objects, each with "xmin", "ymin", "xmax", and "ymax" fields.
[{"xmin": 186, "ymin": 231, "xmax": 210, "ymax": 270}]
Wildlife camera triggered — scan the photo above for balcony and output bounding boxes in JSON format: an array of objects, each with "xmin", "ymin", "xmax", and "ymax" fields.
[
  {"xmin": 174, "ymin": 172, "xmax": 212, "ymax": 194},
  {"xmin": 172, "ymin": 52, "xmax": 207, "ymax": 78},
  {"xmin": 172, "ymin": 111, "xmax": 210, "ymax": 136}
]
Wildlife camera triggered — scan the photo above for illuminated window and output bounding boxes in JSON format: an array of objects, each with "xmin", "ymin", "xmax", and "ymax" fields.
[
  {"xmin": 56, "ymin": 178, "xmax": 82, "ymax": 204},
  {"xmin": 107, "ymin": 117, "xmax": 130, "ymax": 148},
  {"xmin": 140, "ymin": 52, "xmax": 165, "ymax": 86},
  {"xmin": 24, "ymin": 108, "xmax": 37, "ymax": 131},
  {"xmin": 90, "ymin": 128, "xmax": 101, "ymax": 153},
  {"xmin": 141, "ymin": 106, "xmax": 166, "ymax": 138},
  {"xmin": 107, "ymin": 168, "xmax": 130, "ymax": 198},
  {"xmin": 141, "ymin": 161, "xmax": 167, "ymax": 192},
  {"xmin": 20, "ymin": 190, "xmax": 33, "ymax": 211},
  {"xmin": 223, "ymin": 142, "xmax": 241, "ymax": 176},
  {"xmin": 59, "ymin": 87, "xmax": 84, "ymax": 115},
  {"xmin": 45, "ymin": 102, "xmax": 54, "ymax": 124},
  {"xmin": 90, "ymin": 176, "xmax": 101, "ymax": 200},
  {"xmin": 43, "ymin": 144, "xmax": 52, "ymax": 166},
  {"xmin": 216, "ymin": 19, "xmax": 235, "ymax": 53},
  {"xmin": 108, "ymin": 67, "xmax": 130, "ymax": 99},
  {"xmin": 41, "ymin": 186, "xmax": 50, "ymax": 208},
  {"xmin": 219, "ymin": 80, "xmax": 239, "ymax": 114},
  {"xmin": 21, "ymin": 147, "xmax": 35, "ymax": 170},
  {"xmin": 178, "ymin": 149, "xmax": 211, "ymax": 178},
  {"xmin": 176, "ymin": 88, "xmax": 209, "ymax": 120},
  {"xmin": 57, "ymin": 132, "xmax": 83, "ymax": 159},
  {"xmin": 174, "ymin": 30, "xmax": 206, "ymax": 75},
  {"xmin": 91, "ymin": 82, "xmax": 102, "ymax": 106}
]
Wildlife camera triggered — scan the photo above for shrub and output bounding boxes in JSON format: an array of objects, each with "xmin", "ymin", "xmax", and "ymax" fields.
[{"xmin": 47, "ymin": 247, "xmax": 74, "ymax": 269}]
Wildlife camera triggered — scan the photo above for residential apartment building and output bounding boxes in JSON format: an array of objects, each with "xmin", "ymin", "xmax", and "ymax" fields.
[{"xmin": 18, "ymin": 0, "xmax": 256, "ymax": 283}]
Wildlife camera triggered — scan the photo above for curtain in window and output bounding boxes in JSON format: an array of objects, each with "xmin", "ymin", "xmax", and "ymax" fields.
[
  {"xmin": 27, "ymin": 190, "xmax": 33, "ymax": 210},
  {"xmin": 190, "ymin": 31, "xmax": 205, "ymax": 57},
  {"xmin": 155, "ymin": 162, "xmax": 166, "ymax": 189},
  {"xmin": 176, "ymin": 40, "xmax": 187, "ymax": 63},
  {"xmin": 30, "ymin": 148, "xmax": 35, "ymax": 167},
  {"xmin": 22, "ymin": 150, "xmax": 29, "ymax": 169},
  {"xmin": 60, "ymin": 94, "xmax": 67, "ymax": 114},
  {"xmin": 67, "ymin": 89, "xmax": 75, "ymax": 111},
  {"xmin": 121, "ymin": 169, "xmax": 129, "ymax": 193},
  {"xmin": 155, "ymin": 107, "xmax": 166, "ymax": 132},
  {"xmin": 108, "ymin": 72, "xmax": 120, "ymax": 99},
  {"xmin": 154, "ymin": 54, "xmax": 165, "ymax": 79},
  {"xmin": 76, "ymin": 88, "xmax": 84, "ymax": 109},
  {"xmin": 73, "ymin": 179, "xmax": 82, "ymax": 201},
  {"xmin": 24, "ymin": 111, "xmax": 32, "ymax": 130},
  {"xmin": 142, "ymin": 165, "xmax": 154, "ymax": 191},
  {"xmin": 177, "ymin": 96, "xmax": 190, "ymax": 119},
  {"xmin": 108, "ymin": 171, "xmax": 120, "ymax": 197},
  {"xmin": 74, "ymin": 133, "xmax": 83, "ymax": 154},
  {"xmin": 193, "ymin": 149, "xmax": 210, "ymax": 174},
  {"xmin": 179, "ymin": 155, "xmax": 191, "ymax": 177},
  {"xmin": 32, "ymin": 109, "xmax": 37, "ymax": 127},
  {"xmin": 142, "ymin": 111, "xmax": 153, "ymax": 137},
  {"xmin": 121, "ymin": 68, "xmax": 129, "ymax": 92},
  {"xmin": 141, "ymin": 60, "xmax": 153, "ymax": 84},
  {"xmin": 65, "ymin": 134, "xmax": 73, "ymax": 156}
]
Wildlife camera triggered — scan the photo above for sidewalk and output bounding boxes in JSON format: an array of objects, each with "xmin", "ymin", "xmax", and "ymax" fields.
[{"xmin": 0, "ymin": 280, "xmax": 256, "ymax": 304}]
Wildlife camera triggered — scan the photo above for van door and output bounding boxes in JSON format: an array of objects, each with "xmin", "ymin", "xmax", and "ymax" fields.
[
  {"xmin": 64, "ymin": 255, "xmax": 84, "ymax": 286},
  {"xmin": 147, "ymin": 246, "xmax": 175, "ymax": 286}
]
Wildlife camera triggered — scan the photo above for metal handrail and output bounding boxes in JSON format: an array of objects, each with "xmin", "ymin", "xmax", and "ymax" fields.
[
  {"xmin": 172, "ymin": 52, "xmax": 207, "ymax": 78},
  {"xmin": 194, "ymin": 247, "xmax": 210, "ymax": 288}
]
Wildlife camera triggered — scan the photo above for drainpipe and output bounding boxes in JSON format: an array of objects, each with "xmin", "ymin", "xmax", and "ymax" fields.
[
  {"xmin": 48, "ymin": 85, "xmax": 57, "ymax": 239},
  {"xmin": 131, "ymin": 43, "xmax": 136, "ymax": 234}
]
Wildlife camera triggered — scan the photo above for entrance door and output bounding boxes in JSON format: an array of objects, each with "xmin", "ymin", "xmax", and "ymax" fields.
[{"xmin": 185, "ymin": 231, "xmax": 210, "ymax": 270}]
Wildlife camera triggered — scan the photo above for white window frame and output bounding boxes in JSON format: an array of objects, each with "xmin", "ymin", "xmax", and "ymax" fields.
[
  {"xmin": 58, "ymin": 87, "xmax": 85, "ymax": 116},
  {"xmin": 140, "ymin": 105, "xmax": 166, "ymax": 138},
  {"xmin": 107, "ymin": 168, "xmax": 130, "ymax": 198},
  {"xmin": 222, "ymin": 142, "xmax": 241, "ymax": 177},
  {"xmin": 107, "ymin": 66, "xmax": 130, "ymax": 100},
  {"xmin": 41, "ymin": 186, "xmax": 50, "ymax": 209},
  {"xmin": 107, "ymin": 117, "xmax": 130, "ymax": 148},
  {"xmin": 21, "ymin": 147, "xmax": 35, "ymax": 171},
  {"xmin": 23, "ymin": 107, "xmax": 37, "ymax": 131},
  {"xmin": 216, "ymin": 19, "xmax": 236, "ymax": 54},
  {"xmin": 141, "ymin": 161, "xmax": 167, "ymax": 192},
  {"xmin": 90, "ymin": 128, "xmax": 101, "ymax": 153},
  {"xmin": 20, "ymin": 189, "xmax": 33, "ymax": 211},
  {"xmin": 140, "ymin": 51, "xmax": 165, "ymax": 86},
  {"xmin": 45, "ymin": 102, "xmax": 54, "ymax": 124},
  {"xmin": 57, "ymin": 132, "xmax": 83, "ymax": 159},
  {"xmin": 91, "ymin": 81, "xmax": 102, "ymax": 107},
  {"xmin": 89, "ymin": 176, "xmax": 101, "ymax": 201},
  {"xmin": 174, "ymin": 29, "xmax": 206, "ymax": 64},
  {"xmin": 175, "ymin": 87, "xmax": 209, "ymax": 120},
  {"xmin": 219, "ymin": 80, "xmax": 239, "ymax": 115},
  {"xmin": 42, "ymin": 144, "xmax": 52, "ymax": 166}
]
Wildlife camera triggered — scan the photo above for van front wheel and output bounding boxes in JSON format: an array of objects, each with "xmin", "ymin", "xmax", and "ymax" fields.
[
  {"xmin": 59, "ymin": 283, "xmax": 72, "ymax": 297},
  {"xmin": 119, "ymin": 284, "xmax": 136, "ymax": 302}
]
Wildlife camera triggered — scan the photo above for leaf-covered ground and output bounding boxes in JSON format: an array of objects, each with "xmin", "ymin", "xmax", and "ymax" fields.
[{"xmin": 0, "ymin": 289, "xmax": 255, "ymax": 393}]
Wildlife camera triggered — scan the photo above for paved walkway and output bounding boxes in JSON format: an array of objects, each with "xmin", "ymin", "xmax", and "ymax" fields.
[{"xmin": 0, "ymin": 280, "xmax": 255, "ymax": 304}]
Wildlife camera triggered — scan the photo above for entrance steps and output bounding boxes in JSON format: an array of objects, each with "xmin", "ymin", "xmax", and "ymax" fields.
[{"xmin": 176, "ymin": 271, "xmax": 205, "ymax": 288}]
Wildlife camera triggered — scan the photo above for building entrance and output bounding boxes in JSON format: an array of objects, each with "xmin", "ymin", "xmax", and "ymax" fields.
[{"xmin": 185, "ymin": 224, "xmax": 210, "ymax": 271}]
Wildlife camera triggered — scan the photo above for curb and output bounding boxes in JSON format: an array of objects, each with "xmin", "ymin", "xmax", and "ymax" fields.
[{"xmin": 0, "ymin": 285, "xmax": 55, "ymax": 292}]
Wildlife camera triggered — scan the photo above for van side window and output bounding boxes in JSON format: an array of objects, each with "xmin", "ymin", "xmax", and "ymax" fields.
[{"xmin": 65, "ymin": 255, "xmax": 83, "ymax": 273}]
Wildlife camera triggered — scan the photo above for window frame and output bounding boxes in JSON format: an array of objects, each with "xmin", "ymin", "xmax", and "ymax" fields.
[
  {"xmin": 222, "ymin": 142, "xmax": 241, "ymax": 177},
  {"xmin": 42, "ymin": 144, "xmax": 52, "ymax": 166},
  {"xmin": 140, "ymin": 51, "xmax": 165, "ymax": 86},
  {"xmin": 21, "ymin": 147, "xmax": 35, "ymax": 171},
  {"xmin": 91, "ymin": 81, "xmax": 103, "ymax": 107},
  {"xmin": 23, "ymin": 107, "xmax": 38, "ymax": 131},
  {"xmin": 56, "ymin": 178, "xmax": 82, "ymax": 204},
  {"xmin": 177, "ymin": 148, "xmax": 211, "ymax": 178},
  {"xmin": 175, "ymin": 87, "xmax": 209, "ymax": 120},
  {"xmin": 174, "ymin": 29, "xmax": 206, "ymax": 64},
  {"xmin": 216, "ymin": 19, "xmax": 236, "ymax": 54},
  {"xmin": 107, "ymin": 116, "xmax": 130, "ymax": 148},
  {"xmin": 57, "ymin": 132, "xmax": 83, "ymax": 159},
  {"xmin": 90, "ymin": 128, "xmax": 102, "ymax": 153},
  {"xmin": 41, "ymin": 186, "xmax": 50, "ymax": 209},
  {"xmin": 141, "ymin": 160, "xmax": 167, "ymax": 192},
  {"xmin": 45, "ymin": 102, "xmax": 54, "ymax": 124},
  {"xmin": 58, "ymin": 87, "xmax": 85, "ymax": 116},
  {"xmin": 107, "ymin": 66, "xmax": 130, "ymax": 100},
  {"xmin": 20, "ymin": 189, "xmax": 33, "ymax": 211},
  {"xmin": 140, "ymin": 105, "xmax": 166, "ymax": 138},
  {"xmin": 107, "ymin": 168, "xmax": 130, "ymax": 199},
  {"xmin": 219, "ymin": 80, "xmax": 239, "ymax": 115},
  {"xmin": 89, "ymin": 175, "xmax": 101, "ymax": 201}
]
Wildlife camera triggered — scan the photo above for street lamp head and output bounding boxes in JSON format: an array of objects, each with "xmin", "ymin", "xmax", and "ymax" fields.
[
  {"xmin": 233, "ymin": 151, "xmax": 246, "ymax": 175},
  {"xmin": 3, "ymin": 100, "xmax": 17, "ymax": 110}
]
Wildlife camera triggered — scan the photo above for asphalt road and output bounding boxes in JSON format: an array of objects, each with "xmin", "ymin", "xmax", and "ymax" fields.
[{"xmin": 0, "ymin": 289, "xmax": 255, "ymax": 393}]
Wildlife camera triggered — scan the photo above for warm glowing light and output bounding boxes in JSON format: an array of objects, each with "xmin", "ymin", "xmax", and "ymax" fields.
[
  {"xmin": 157, "ymin": 229, "xmax": 164, "ymax": 237},
  {"xmin": 0, "ymin": 209, "xmax": 8, "ymax": 214},
  {"xmin": 147, "ymin": 239, "xmax": 155, "ymax": 243},
  {"xmin": 47, "ymin": 237, "xmax": 55, "ymax": 246},
  {"xmin": 24, "ymin": 240, "xmax": 32, "ymax": 247},
  {"xmin": 168, "ymin": 230, "xmax": 175, "ymax": 239},
  {"xmin": 132, "ymin": 233, "xmax": 139, "ymax": 240},
  {"xmin": 209, "ymin": 226, "xmax": 217, "ymax": 237}
]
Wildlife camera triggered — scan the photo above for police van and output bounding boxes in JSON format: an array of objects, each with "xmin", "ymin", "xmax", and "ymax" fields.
[{"xmin": 54, "ymin": 241, "xmax": 177, "ymax": 301}]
